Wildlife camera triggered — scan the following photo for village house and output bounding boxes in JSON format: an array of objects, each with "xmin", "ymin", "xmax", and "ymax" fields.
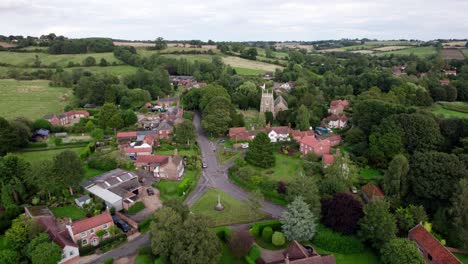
[
  {"xmin": 443, "ymin": 70, "xmax": 457, "ymax": 76},
  {"xmin": 124, "ymin": 147, "xmax": 152, "ymax": 159},
  {"xmin": 322, "ymin": 114, "xmax": 348, "ymax": 129},
  {"xmin": 299, "ymin": 135, "xmax": 331, "ymax": 156},
  {"xmin": 392, "ymin": 65, "xmax": 407, "ymax": 77},
  {"xmin": 66, "ymin": 212, "xmax": 114, "ymax": 247},
  {"xmin": 325, "ymin": 134, "xmax": 342, "ymax": 146},
  {"xmin": 440, "ymin": 79, "xmax": 450, "ymax": 85},
  {"xmin": 44, "ymin": 110, "xmax": 90, "ymax": 126},
  {"xmin": 322, "ymin": 154, "xmax": 335, "ymax": 168},
  {"xmin": 361, "ymin": 184, "xmax": 385, "ymax": 202},
  {"xmin": 135, "ymin": 150, "xmax": 185, "ymax": 181},
  {"xmin": 290, "ymin": 129, "xmax": 315, "ymax": 142},
  {"xmin": 229, "ymin": 127, "xmax": 253, "ymax": 141},
  {"xmin": 328, "ymin": 100, "xmax": 349, "ymax": 115},
  {"xmin": 266, "ymin": 126, "xmax": 291, "ymax": 142},
  {"xmin": 117, "ymin": 131, "xmax": 138, "ymax": 143},
  {"xmin": 280, "ymin": 240, "xmax": 336, "ymax": 264},
  {"xmin": 25, "ymin": 206, "xmax": 80, "ymax": 264},
  {"xmin": 81, "ymin": 169, "xmax": 143, "ymax": 211},
  {"xmin": 408, "ymin": 224, "xmax": 461, "ymax": 264},
  {"xmin": 32, "ymin": 128, "xmax": 50, "ymax": 141}
]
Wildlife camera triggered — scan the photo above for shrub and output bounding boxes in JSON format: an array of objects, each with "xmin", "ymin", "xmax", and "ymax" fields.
[
  {"xmin": 79, "ymin": 245, "xmax": 96, "ymax": 256},
  {"xmin": 261, "ymin": 227, "xmax": 273, "ymax": 243},
  {"xmin": 138, "ymin": 218, "xmax": 152, "ymax": 232},
  {"xmin": 177, "ymin": 177, "xmax": 191, "ymax": 196},
  {"xmin": 101, "ymin": 258, "xmax": 114, "ymax": 264},
  {"xmin": 127, "ymin": 202, "xmax": 145, "ymax": 215},
  {"xmin": 245, "ymin": 256, "xmax": 255, "ymax": 264},
  {"xmin": 154, "ymin": 258, "xmax": 164, "ymax": 264},
  {"xmin": 321, "ymin": 193, "xmax": 364, "ymax": 235},
  {"xmin": 138, "ymin": 246, "xmax": 153, "ymax": 255},
  {"xmin": 272, "ymin": 231, "xmax": 286, "ymax": 246},
  {"xmin": 248, "ymin": 245, "xmax": 261, "ymax": 260},
  {"xmin": 88, "ymin": 156, "xmax": 118, "ymax": 171},
  {"xmin": 250, "ymin": 220, "xmax": 281, "ymax": 237},
  {"xmin": 215, "ymin": 226, "xmax": 232, "ymax": 242},
  {"xmin": 229, "ymin": 230, "xmax": 254, "ymax": 257},
  {"xmin": 312, "ymin": 225, "xmax": 365, "ymax": 254}
]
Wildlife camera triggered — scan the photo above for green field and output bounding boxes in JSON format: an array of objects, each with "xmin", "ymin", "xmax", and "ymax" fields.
[
  {"xmin": 216, "ymin": 149, "xmax": 242, "ymax": 165},
  {"xmin": 233, "ymin": 67, "xmax": 267, "ymax": 76},
  {"xmin": 313, "ymin": 244, "xmax": 379, "ymax": 264},
  {"xmin": 222, "ymin": 56, "xmax": 282, "ymax": 72},
  {"xmin": 0, "ymin": 65, "xmax": 140, "ymax": 79},
  {"xmin": 17, "ymin": 146, "xmax": 84, "ymax": 165},
  {"xmin": 160, "ymin": 54, "xmax": 213, "ymax": 63},
  {"xmin": 0, "ymin": 51, "xmax": 121, "ymax": 67},
  {"xmin": 430, "ymin": 102, "xmax": 468, "ymax": 119},
  {"xmin": 377, "ymin": 46, "xmax": 437, "ymax": 57},
  {"xmin": 191, "ymin": 189, "xmax": 268, "ymax": 226},
  {"xmin": 248, "ymin": 153, "xmax": 303, "ymax": 183},
  {"xmin": 152, "ymin": 169, "xmax": 199, "ymax": 201},
  {"xmin": 50, "ymin": 206, "xmax": 87, "ymax": 220},
  {"xmin": 0, "ymin": 79, "xmax": 71, "ymax": 120}
]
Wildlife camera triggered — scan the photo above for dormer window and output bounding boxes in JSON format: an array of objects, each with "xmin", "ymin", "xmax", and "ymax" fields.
[
  {"xmin": 90, "ymin": 228, "xmax": 95, "ymax": 234},
  {"xmin": 81, "ymin": 232, "xmax": 86, "ymax": 238}
]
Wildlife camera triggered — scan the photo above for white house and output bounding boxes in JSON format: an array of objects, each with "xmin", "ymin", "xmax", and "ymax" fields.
[
  {"xmin": 323, "ymin": 115, "xmax": 348, "ymax": 129},
  {"xmin": 267, "ymin": 126, "xmax": 291, "ymax": 143}
]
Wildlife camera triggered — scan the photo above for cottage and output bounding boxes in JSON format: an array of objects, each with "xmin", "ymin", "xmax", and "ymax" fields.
[
  {"xmin": 66, "ymin": 212, "xmax": 114, "ymax": 247},
  {"xmin": 267, "ymin": 126, "xmax": 291, "ymax": 142},
  {"xmin": 81, "ymin": 169, "xmax": 142, "ymax": 211},
  {"xmin": 443, "ymin": 70, "xmax": 457, "ymax": 76},
  {"xmin": 229, "ymin": 127, "xmax": 252, "ymax": 141},
  {"xmin": 135, "ymin": 150, "xmax": 184, "ymax": 181},
  {"xmin": 325, "ymin": 134, "xmax": 342, "ymax": 146},
  {"xmin": 44, "ymin": 110, "xmax": 90, "ymax": 126},
  {"xmin": 282, "ymin": 240, "xmax": 336, "ymax": 264},
  {"xmin": 299, "ymin": 135, "xmax": 331, "ymax": 156},
  {"xmin": 124, "ymin": 147, "xmax": 152, "ymax": 159},
  {"xmin": 32, "ymin": 128, "xmax": 50, "ymax": 141},
  {"xmin": 361, "ymin": 184, "xmax": 385, "ymax": 202},
  {"xmin": 322, "ymin": 154, "xmax": 335, "ymax": 167},
  {"xmin": 322, "ymin": 115, "xmax": 348, "ymax": 129},
  {"xmin": 408, "ymin": 224, "xmax": 461, "ymax": 264},
  {"xmin": 117, "ymin": 131, "xmax": 137, "ymax": 143},
  {"xmin": 440, "ymin": 79, "xmax": 450, "ymax": 85},
  {"xmin": 290, "ymin": 129, "xmax": 315, "ymax": 141},
  {"xmin": 25, "ymin": 206, "xmax": 80, "ymax": 264}
]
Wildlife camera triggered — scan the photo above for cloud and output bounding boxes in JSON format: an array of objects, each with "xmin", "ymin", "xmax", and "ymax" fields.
[{"xmin": 0, "ymin": 0, "xmax": 467, "ymax": 40}]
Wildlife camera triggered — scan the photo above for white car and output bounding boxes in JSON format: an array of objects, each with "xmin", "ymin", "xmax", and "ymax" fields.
[{"xmin": 241, "ymin": 143, "xmax": 249, "ymax": 149}]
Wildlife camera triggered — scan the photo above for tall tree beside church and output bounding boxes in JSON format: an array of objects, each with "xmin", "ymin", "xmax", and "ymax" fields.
[
  {"xmin": 245, "ymin": 132, "xmax": 275, "ymax": 168},
  {"xmin": 296, "ymin": 105, "xmax": 310, "ymax": 131}
]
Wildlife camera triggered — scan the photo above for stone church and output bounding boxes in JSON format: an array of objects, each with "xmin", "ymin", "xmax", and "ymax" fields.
[{"xmin": 260, "ymin": 89, "xmax": 288, "ymax": 117}]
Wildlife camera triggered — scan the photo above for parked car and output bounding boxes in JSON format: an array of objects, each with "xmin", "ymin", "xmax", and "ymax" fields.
[
  {"xmin": 241, "ymin": 143, "xmax": 249, "ymax": 149},
  {"xmin": 147, "ymin": 188, "xmax": 155, "ymax": 196},
  {"xmin": 219, "ymin": 138, "xmax": 226, "ymax": 143},
  {"xmin": 112, "ymin": 215, "xmax": 131, "ymax": 233},
  {"xmin": 351, "ymin": 186, "xmax": 358, "ymax": 194},
  {"xmin": 202, "ymin": 162, "xmax": 208, "ymax": 168}
]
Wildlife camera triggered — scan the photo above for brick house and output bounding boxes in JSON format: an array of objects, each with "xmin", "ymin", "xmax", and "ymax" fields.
[
  {"xmin": 325, "ymin": 134, "xmax": 342, "ymax": 146},
  {"xmin": 44, "ymin": 110, "xmax": 90, "ymax": 126},
  {"xmin": 440, "ymin": 79, "xmax": 450, "ymax": 85},
  {"xmin": 322, "ymin": 154, "xmax": 335, "ymax": 167},
  {"xmin": 282, "ymin": 240, "xmax": 336, "ymax": 264},
  {"xmin": 66, "ymin": 212, "xmax": 114, "ymax": 247},
  {"xmin": 124, "ymin": 147, "xmax": 152, "ymax": 159},
  {"xmin": 408, "ymin": 224, "xmax": 461, "ymax": 264},
  {"xmin": 290, "ymin": 130, "xmax": 315, "ymax": 142},
  {"xmin": 299, "ymin": 135, "xmax": 331, "ymax": 156},
  {"xmin": 117, "ymin": 131, "xmax": 138, "ymax": 143},
  {"xmin": 229, "ymin": 127, "xmax": 252, "ymax": 141},
  {"xmin": 322, "ymin": 114, "xmax": 348, "ymax": 129},
  {"xmin": 135, "ymin": 150, "xmax": 185, "ymax": 181},
  {"xmin": 443, "ymin": 70, "xmax": 457, "ymax": 76}
]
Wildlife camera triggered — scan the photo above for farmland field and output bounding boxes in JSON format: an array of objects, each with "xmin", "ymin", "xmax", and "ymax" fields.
[
  {"xmin": 0, "ymin": 79, "xmax": 71, "ymax": 120},
  {"xmin": 222, "ymin": 56, "xmax": 282, "ymax": 72},
  {"xmin": 429, "ymin": 102, "xmax": 468, "ymax": 119},
  {"xmin": 441, "ymin": 48, "xmax": 465, "ymax": 60},
  {"xmin": 373, "ymin": 45, "xmax": 411, "ymax": 51},
  {"xmin": 0, "ymin": 51, "xmax": 121, "ymax": 67},
  {"xmin": 0, "ymin": 65, "xmax": 141, "ymax": 78},
  {"xmin": 377, "ymin": 46, "xmax": 437, "ymax": 57},
  {"xmin": 160, "ymin": 54, "xmax": 213, "ymax": 63},
  {"xmin": 233, "ymin": 67, "xmax": 267, "ymax": 75},
  {"xmin": 17, "ymin": 146, "xmax": 84, "ymax": 164}
]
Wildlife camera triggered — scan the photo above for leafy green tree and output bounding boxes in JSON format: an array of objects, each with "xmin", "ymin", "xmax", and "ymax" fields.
[
  {"xmin": 98, "ymin": 103, "xmax": 120, "ymax": 129},
  {"xmin": 202, "ymin": 96, "xmax": 232, "ymax": 136},
  {"xmin": 84, "ymin": 120, "xmax": 96, "ymax": 132},
  {"xmin": 296, "ymin": 105, "xmax": 310, "ymax": 131},
  {"xmin": 27, "ymin": 160, "xmax": 58, "ymax": 198},
  {"xmin": 321, "ymin": 193, "xmax": 364, "ymax": 235},
  {"xmin": 409, "ymin": 151, "xmax": 467, "ymax": 204},
  {"xmin": 90, "ymin": 128, "xmax": 105, "ymax": 141},
  {"xmin": 174, "ymin": 120, "xmax": 196, "ymax": 145},
  {"xmin": 382, "ymin": 154, "xmax": 409, "ymax": 205},
  {"xmin": 380, "ymin": 238, "xmax": 425, "ymax": 264},
  {"xmin": 53, "ymin": 150, "xmax": 84, "ymax": 195},
  {"xmin": 0, "ymin": 250, "xmax": 20, "ymax": 264},
  {"xmin": 241, "ymin": 47, "xmax": 258, "ymax": 60},
  {"xmin": 286, "ymin": 175, "xmax": 321, "ymax": 217},
  {"xmin": 30, "ymin": 242, "xmax": 62, "ymax": 264},
  {"xmin": 450, "ymin": 179, "xmax": 468, "ymax": 250},
  {"xmin": 99, "ymin": 58, "xmax": 109, "ymax": 66},
  {"xmin": 154, "ymin": 37, "xmax": 168, "ymax": 50},
  {"xmin": 0, "ymin": 117, "xmax": 24, "ymax": 155},
  {"xmin": 33, "ymin": 119, "xmax": 52, "ymax": 130},
  {"xmin": 0, "ymin": 154, "xmax": 30, "ymax": 204},
  {"xmin": 245, "ymin": 132, "xmax": 275, "ymax": 168},
  {"xmin": 323, "ymin": 152, "xmax": 358, "ymax": 187},
  {"xmin": 26, "ymin": 233, "xmax": 50, "ymax": 259},
  {"xmin": 353, "ymin": 99, "xmax": 407, "ymax": 133},
  {"xmin": 232, "ymin": 81, "xmax": 259, "ymax": 109},
  {"xmin": 121, "ymin": 109, "xmax": 137, "ymax": 127},
  {"xmin": 5, "ymin": 214, "xmax": 43, "ymax": 251},
  {"xmin": 394, "ymin": 205, "xmax": 427, "ymax": 235},
  {"xmin": 199, "ymin": 84, "xmax": 231, "ymax": 111},
  {"xmin": 358, "ymin": 200, "xmax": 396, "ymax": 249},
  {"xmin": 281, "ymin": 196, "xmax": 317, "ymax": 241},
  {"xmin": 83, "ymin": 56, "xmax": 96, "ymax": 66},
  {"xmin": 228, "ymin": 230, "xmax": 253, "ymax": 257}
]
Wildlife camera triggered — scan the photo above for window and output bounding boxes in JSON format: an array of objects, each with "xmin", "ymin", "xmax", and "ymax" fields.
[
  {"xmin": 90, "ymin": 228, "xmax": 95, "ymax": 234},
  {"xmin": 103, "ymin": 224, "xmax": 108, "ymax": 229},
  {"xmin": 82, "ymin": 239, "xmax": 88, "ymax": 246},
  {"xmin": 81, "ymin": 232, "xmax": 86, "ymax": 238},
  {"xmin": 428, "ymin": 254, "xmax": 433, "ymax": 261},
  {"xmin": 104, "ymin": 231, "xmax": 109, "ymax": 237},
  {"xmin": 69, "ymin": 251, "xmax": 74, "ymax": 256}
]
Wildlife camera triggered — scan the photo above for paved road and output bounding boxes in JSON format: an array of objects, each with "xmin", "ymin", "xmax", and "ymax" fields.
[
  {"xmin": 88, "ymin": 233, "xmax": 150, "ymax": 264},
  {"xmin": 184, "ymin": 112, "xmax": 285, "ymax": 218}
]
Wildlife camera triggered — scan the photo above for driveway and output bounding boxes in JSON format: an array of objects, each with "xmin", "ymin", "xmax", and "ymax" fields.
[
  {"xmin": 184, "ymin": 112, "xmax": 285, "ymax": 218},
  {"xmin": 129, "ymin": 186, "xmax": 162, "ymax": 222}
]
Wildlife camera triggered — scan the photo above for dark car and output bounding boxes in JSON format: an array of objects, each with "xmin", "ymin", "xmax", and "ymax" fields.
[
  {"xmin": 112, "ymin": 215, "xmax": 131, "ymax": 233},
  {"xmin": 147, "ymin": 188, "xmax": 155, "ymax": 196}
]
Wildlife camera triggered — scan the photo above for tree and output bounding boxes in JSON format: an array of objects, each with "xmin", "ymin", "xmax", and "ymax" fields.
[
  {"xmin": 108, "ymin": 113, "xmax": 124, "ymax": 130},
  {"xmin": 53, "ymin": 150, "xmax": 84, "ymax": 195},
  {"xmin": 99, "ymin": 58, "xmax": 108, "ymax": 67},
  {"xmin": 358, "ymin": 200, "xmax": 396, "ymax": 249},
  {"xmin": 296, "ymin": 105, "xmax": 310, "ymax": 131},
  {"xmin": 121, "ymin": 109, "xmax": 137, "ymax": 127},
  {"xmin": 99, "ymin": 103, "xmax": 120, "ymax": 129},
  {"xmin": 5, "ymin": 214, "xmax": 42, "ymax": 251},
  {"xmin": 286, "ymin": 175, "xmax": 321, "ymax": 217},
  {"xmin": 232, "ymin": 81, "xmax": 259, "ymax": 109},
  {"xmin": 0, "ymin": 117, "xmax": 23, "ymax": 155},
  {"xmin": 323, "ymin": 151, "xmax": 358, "ymax": 187},
  {"xmin": 409, "ymin": 151, "xmax": 467, "ymax": 204},
  {"xmin": 228, "ymin": 230, "xmax": 253, "ymax": 257},
  {"xmin": 30, "ymin": 242, "xmax": 62, "ymax": 264},
  {"xmin": 174, "ymin": 120, "xmax": 196, "ymax": 145},
  {"xmin": 0, "ymin": 154, "xmax": 30, "ymax": 204},
  {"xmin": 394, "ymin": 205, "xmax": 427, "ymax": 235},
  {"xmin": 150, "ymin": 207, "xmax": 221, "ymax": 264},
  {"xmin": 33, "ymin": 119, "xmax": 52, "ymax": 130},
  {"xmin": 202, "ymin": 96, "xmax": 232, "ymax": 136},
  {"xmin": 0, "ymin": 250, "xmax": 20, "ymax": 264},
  {"xmin": 382, "ymin": 154, "xmax": 409, "ymax": 205},
  {"xmin": 154, "ymin": 37, "xmax": 168, "ymax": 50},
  {"xmin": 280, "ymin": 196, "xmax": 317, "ymax": 241},
  {"xmin": 83, "ymin": 56, "xmax": 96, "ymax": 66},
  {"xmin": 450, "ymin": 179, "xmax": 468, "ymax": 250},
  {"xmin": 26, "ymin": 233, "xmax": 51, "ymax": 258},
  {"xmin": 90, "ymin": 128, "xmax": 104, "ymax": 141},
  {"xmin": 241, "ymin": 47, "xmax": 258, "ymax": 60},
  {"xmin": 380, "ymin": 238, "xmax": 425, "ymax": 264},
  {"xmin": 245, "ymin": 132, "xmax": 275, "ymax": 168},
  {"xmin": 321, "ymin": 193, "xmax": 364, "ymax": 235}
]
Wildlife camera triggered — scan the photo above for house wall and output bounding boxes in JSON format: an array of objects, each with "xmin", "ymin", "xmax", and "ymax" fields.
[
  {"xmin": 59, "ymin": 245, "xmax": 80, "ymax": 264},
  {"xmin": 70, "ymin": 220, "xmax": 114, "ymax": 247}
]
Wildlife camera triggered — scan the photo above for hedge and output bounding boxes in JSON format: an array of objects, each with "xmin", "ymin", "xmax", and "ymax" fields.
[
  {"xmin": 248, "ymin": 245, "xmax": 261, "ymax": 261},
  {"xmin": 214, "ymin": 226, "xmax": 232, "ymax": 242},
  {"xmin": 177, "ymin": 177, "xmax": 191, "ymax": 196},
  {"xmin": 249, "ymin": 220, "xmax": 282, "ymax": 237},
  {"xmin": 138, "ymin": 217, "xmax": 153, "ymax": 232},
  {"xmin": 312, "ymin": 225, "xmax": 365, "ymax": 254},
  {"xmin": 261, "ymin": 227, "xmax": 273, "ymax": 243},
  {"xmin": 272, "ymin": 232, "xmax": 286, "ymax": 246}
]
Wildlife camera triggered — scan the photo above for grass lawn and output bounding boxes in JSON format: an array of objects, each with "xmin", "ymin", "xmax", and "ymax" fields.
[
  {"xmin": 0, "ymin": 51, "xmax": 121, "ymax": 67},
  {"xmin": 377, "ymin": 46, "xmax": 437, "ymax": 57},
  {"xmin": 251, "ymin": 153, "xmax": 303, "ymax": 183},
  {"xmin": 152, "ymin": 169, "xmax": 199, "ymax": 201},
  {"xmin": 50, "ymin": 206, "xmax": 87, "ymax": 221},
  {"xmin": 160, "ymin": 54, "xmax": 213, "ymax": 63},
  {"xmin": 17, "ymin": 146, "xmax": 84, "ymax": 165},
  {"xmin": 219, "ymin": 244, "xmax": 246, "ymax": 264},
  {"xmin": 216, "ymin": 149, "xmax": 242, "ymax": 165},
  {"xmin": 191, "ymin": 189, "xmax": 268, "ymax": 226},
  {"xmin": 312, "ymin": 244, "xmax": 380, "ymax": 264},
  {"xmin": 359, "ymin": 168, "xmax": 383, "ymax": 180},
  {"xmin": 83, "ymin": 166, "xmax": 107, "ymax": 179},
  {"xmin": 429, "ymin": 103, "xmax": 468, "ymax": 119},
  {"xmin": 0, "ymin": 79, "xmax": 71, "ymax": 120},
  {"xmin": 127, "ymin": 201, "xmax": 146, "ymax": 215},
  {"xmin": 222, "ymin": 56, "xmax": 282, "ymax": 72},
  {"xmin": 65, "ymin": 65, "xmax": 140, "ymax": 76},
  {"xmin": 233, "ymin": 67, "xmax": 267, "ymax": 76},
  {"xmin": 155, "ymin": 148, "xmax": 199, "ymax": 157},
  {"xmin": 454, "ymin": 253, "xmax": 468, "ymax": 264}
]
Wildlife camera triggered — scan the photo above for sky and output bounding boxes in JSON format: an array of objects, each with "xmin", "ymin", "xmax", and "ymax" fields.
[{"xmin": 1, "ymin": 0, "xmax": 468, "ymax": 41}]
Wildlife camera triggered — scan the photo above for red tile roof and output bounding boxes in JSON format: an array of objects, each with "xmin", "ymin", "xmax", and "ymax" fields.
[
  {"xmin": 440, "ymin": 79, "xmax": 450, "ymax": 85},
  {"xmin": 117, "ymin": 131, "xmax": 137, "ymax": 138},
  {"xmin": 229, "ymin": 127, "xmax": 247, "ymax": 135},
  {"xmin": 37, "ymin": 216, "xmax": 77, "ymax": 248},
  {"xmin": 323, "ymin": 154, "xmax": 335, "ymax": 165},
  {"xmin": 443, "ymin": 70, "xmax": 457, "ymax": 75},
  {"xmin": 330, "ymin": 100, "xmax": 349, "ymax": 108},
  {"xmin": 71, "ymin": 212, "xmax": 113, "ymax": 235},
  {"xmin": 361, "ymin": 184, "xmax": 385, "ymax": 200},
  {"xmin": 65, "ymin": 110, "xmax": 90, "ymax": 117},
  {"xmin": 124, "ymin": 147, "xmax": 152, "ymax": 154},
  {"xmin": 269, "ymin": 126, "xmax": 291, "ymax": 135},
  {"xmin": 326, "ymin": 134, "xmax": 342, "ymax": 142},
  {"xmin": 409, "ymin": 224, "xmax": 461, "ymax": 264},
  {"xmin": 136, "ymin": 155, "xmax": 169, "ymax": 164}
]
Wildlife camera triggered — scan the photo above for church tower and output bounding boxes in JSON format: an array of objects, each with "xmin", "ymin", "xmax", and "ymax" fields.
[{"xmin": 260, "ymin": 90, "xmax": 275, "ymax": 116}]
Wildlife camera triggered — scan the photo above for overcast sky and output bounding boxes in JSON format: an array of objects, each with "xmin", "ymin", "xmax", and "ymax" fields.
[{"xmin": 1, "ymin": 0, "xmax": 468, "ymax": 41}]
